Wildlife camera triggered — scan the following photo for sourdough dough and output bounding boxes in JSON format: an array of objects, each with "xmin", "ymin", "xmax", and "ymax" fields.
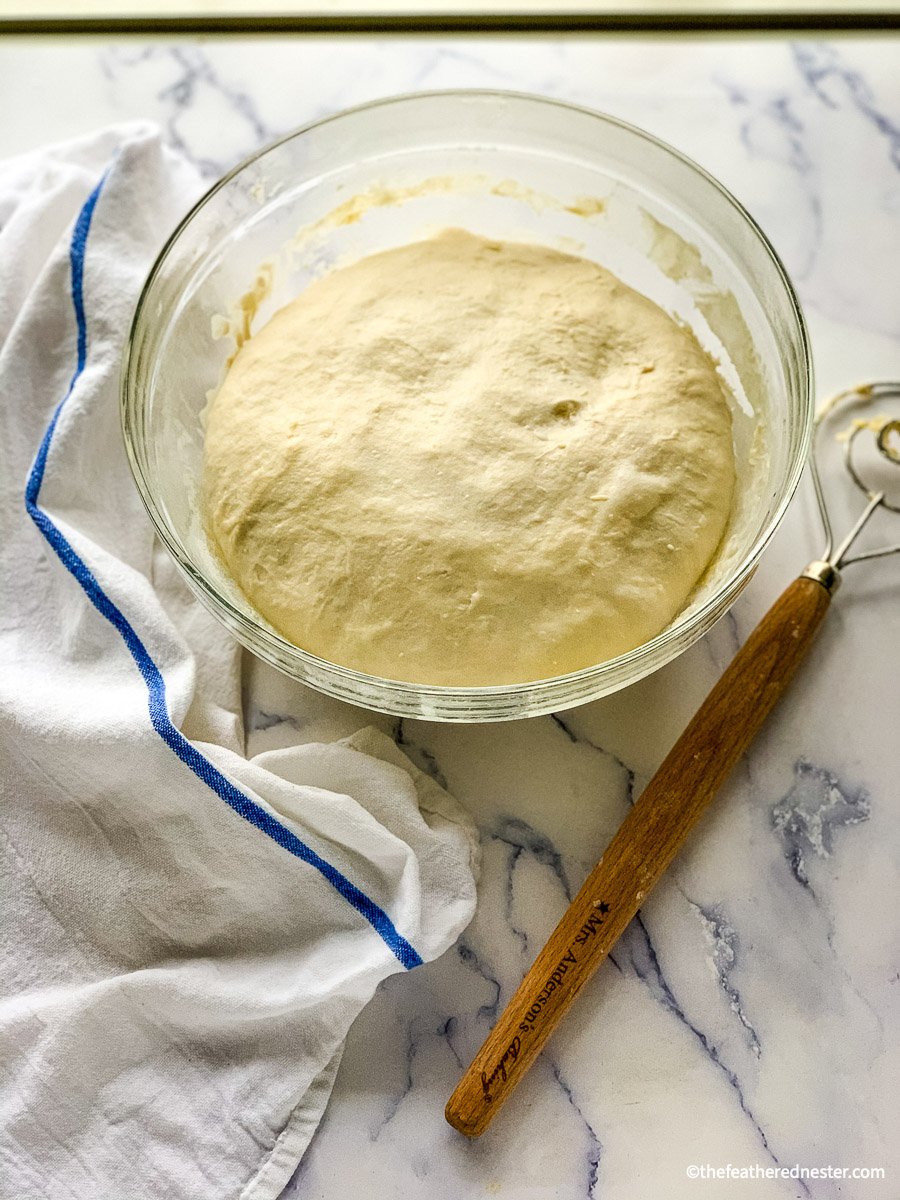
[{"xmin": 202, "ymin": 228, "xmax": 735, "ymax": 685}]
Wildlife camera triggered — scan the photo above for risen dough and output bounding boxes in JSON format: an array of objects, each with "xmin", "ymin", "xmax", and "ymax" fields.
[{"xmin": 203, "ymin": 228, "xmax": 734, "ymax": 685}]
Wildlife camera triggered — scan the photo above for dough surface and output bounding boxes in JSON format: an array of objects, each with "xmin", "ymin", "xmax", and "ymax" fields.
[{"xmin": 202, "ymin": 228, "xmax": 735, "ymax": 685}]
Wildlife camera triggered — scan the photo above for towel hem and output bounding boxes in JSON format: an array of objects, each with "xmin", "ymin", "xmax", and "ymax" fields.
[{"xmin": 239, "ymin": 1046, "xmax": 344, "ymax": 1200}]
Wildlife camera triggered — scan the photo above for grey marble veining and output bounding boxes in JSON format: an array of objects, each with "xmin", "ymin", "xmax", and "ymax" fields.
[{"xmin": 1, "ymin": 34, "xmax": 897, "ymax": 1198}]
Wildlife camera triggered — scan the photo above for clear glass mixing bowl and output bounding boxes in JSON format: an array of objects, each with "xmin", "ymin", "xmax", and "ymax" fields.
[{"xmin": 121, "ymin": 90, "xmax": 811, "ymax": 722}]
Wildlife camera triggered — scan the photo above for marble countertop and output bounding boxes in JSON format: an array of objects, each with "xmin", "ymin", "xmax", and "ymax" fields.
[{"xmin": 2, "ymin": 33, "xmax": 898, "ymax": 1199}]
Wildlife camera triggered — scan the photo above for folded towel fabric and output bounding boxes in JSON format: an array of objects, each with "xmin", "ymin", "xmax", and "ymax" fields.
[{"xmin": 0, "ymin": 124, "xmax": 478, "ymax": 1200}]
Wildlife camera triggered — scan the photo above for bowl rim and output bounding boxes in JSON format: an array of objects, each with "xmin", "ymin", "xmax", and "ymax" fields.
[{"xmin": 121, "ymin": 86, "xmax": 813, "ymax": 706}]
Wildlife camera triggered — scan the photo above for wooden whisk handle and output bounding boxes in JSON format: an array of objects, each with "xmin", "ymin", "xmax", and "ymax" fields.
[{"xmin": 446, "ymin": 575, "xmax": 833, "ymax": 1138}]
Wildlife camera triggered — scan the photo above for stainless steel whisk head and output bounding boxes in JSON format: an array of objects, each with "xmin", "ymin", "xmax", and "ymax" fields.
[{"xmin": 802, "ymin": 381, "xmax": 900, "ymax": 593}]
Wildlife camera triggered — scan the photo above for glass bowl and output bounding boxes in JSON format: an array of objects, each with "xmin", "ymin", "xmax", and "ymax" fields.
[{"xmin": 121, "ymin": 90, "xmax": 812, "ymax": 722}]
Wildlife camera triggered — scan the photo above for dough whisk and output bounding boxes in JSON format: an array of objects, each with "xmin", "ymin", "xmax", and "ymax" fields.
[{"xmin": 446, "ymin": 380, "xmax": 900, "ymax": 1138}]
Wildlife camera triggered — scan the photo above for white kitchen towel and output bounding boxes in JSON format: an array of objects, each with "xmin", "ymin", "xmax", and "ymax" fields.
[{"xmin": 0, "ymin": 124, "xmax": 479, "ymax": 1200}]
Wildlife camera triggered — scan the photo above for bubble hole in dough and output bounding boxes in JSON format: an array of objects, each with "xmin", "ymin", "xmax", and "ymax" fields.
[{"xmin": 202, "ymin": 228, "xmax": 735, "ymax": 686}]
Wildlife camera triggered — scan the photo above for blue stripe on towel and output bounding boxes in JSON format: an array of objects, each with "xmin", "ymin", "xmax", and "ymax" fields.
[{"xmin": 24, "ymin": 173, "xmax": 423, "ymax": 971}]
